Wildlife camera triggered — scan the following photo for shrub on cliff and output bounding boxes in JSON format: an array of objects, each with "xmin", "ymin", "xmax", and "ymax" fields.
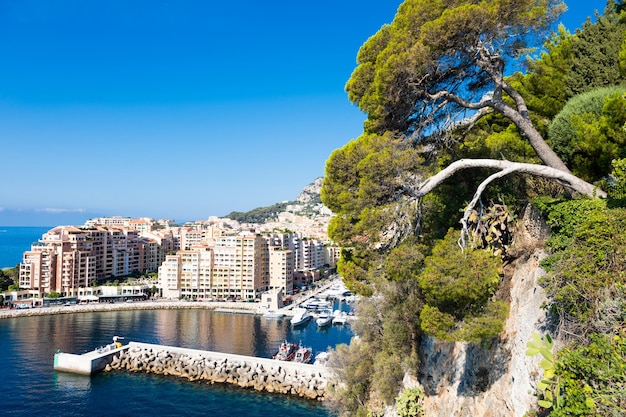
[{"xmin": 538, "ymin": 199, "xmax": 626, "ymax": 339}]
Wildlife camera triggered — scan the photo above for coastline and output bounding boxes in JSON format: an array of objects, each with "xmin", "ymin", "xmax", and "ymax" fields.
[
  {"xmin": 0, "ymin": 300, "xmax": 257, "ymax": 320},
  {"xmin": 0, "ymin": 278, "xmax": 343, "ymax": 320}
]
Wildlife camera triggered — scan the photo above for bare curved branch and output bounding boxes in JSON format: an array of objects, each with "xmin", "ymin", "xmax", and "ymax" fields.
[{"xmin": 415, "ymin": 158, "xmax": 606, "ymax": 199}]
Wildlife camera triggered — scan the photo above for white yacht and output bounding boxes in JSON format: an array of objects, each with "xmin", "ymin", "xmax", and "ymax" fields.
[
  {"xmin": 316, "ymin": 309, "xmax": 333, "ymax": 327},
  {"xmin": 290, "ymin": 307, "xmax": 312, "ymax": 327},
  {"xmin": 332, "ymin": 310, "xmax": 348, "ymax": 325},
  {"xmin": 263, "ymin": 309, "xmax": 284, "ymax": 319}
]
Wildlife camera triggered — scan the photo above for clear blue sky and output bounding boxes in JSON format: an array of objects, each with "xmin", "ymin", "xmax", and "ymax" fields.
[{"xmin": 0, "ymin": 0, "xmax": 604, "ymax": 226}]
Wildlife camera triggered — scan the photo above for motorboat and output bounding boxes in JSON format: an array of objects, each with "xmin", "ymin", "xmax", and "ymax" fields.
[
  {"xmin": 290, "ymin": 307, "xmax": 312, "ymax": 327},
  {"xmin": 313, "ymin": 351, "xmax": 330, "ymax": 367},
  {"xmin": 301, "ymin": 298, "xmax": 331, "ymax": 310},
  {"xmin": 263, "ymin": 309, "xmax": 284, "ymax": 319},
  {"xmin": 332, "ymin": 310, "xmax": 348, "ymax": 325},
  {"xmin": 316, "ymin": 309, "xmax": 333, "ymax": 327},
  {"xmin": 292, "ymin": 343, "xmax": 313, "ymax": 364},
  {"xmin": 272, "ymin": 340, "xmax": 298, "ymax": 361}
]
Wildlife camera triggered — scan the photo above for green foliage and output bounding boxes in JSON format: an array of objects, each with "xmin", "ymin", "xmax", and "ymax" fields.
[
  {"xmin": 384, "ymin": 238, "xmax": 428, "ymax": 283},
  {"xmin": 537, "ymin": 199, "xmax": 626, "ymax": 335},
  {"xmin": 549, "ymin": 87, "xmax": 626, "ymax": 181},
  {"xmin": 329, "ymin": 279, "xmax": 422, "ymax": 415},
  {"xmin": 602, "ymin": 158, "xmax": 626, "ymax": 200},
  {"xmin": 526, "ymin": 333, "xmax": 562, "ymax": 410},
  {"xmin": 224, "ymin": 201, "xmax": 292, "ymax": 224},
  {"xmin": 547, "ymin": 333, "xmax": 626, "ymax": 416},
  {"xmin": 0, "ymin": 268, "xmax": 18, "ymax": 292},
  {"xmin": 396, "ymin": 387, "xmax": 424, "ymax": 417},
  {"xmin": 328, "ymin": 342, "xmax": 377, "ymax": 416},
  {"xmin": 510, "ymin": 25, "xmax": 574, "ymax": 127},
  {"xmin": 420, "ymin": 230, "xmax": 502, "ymax": 317},
  {"xmin": 566, "ymin": 9, "xmax": 626, "ymax": 97},
  {"xmin": 345, "ymin": 0, "xmax": 564, "ymax": 135},
  {"xmin": 548, "ymin": 86, "xmax": 626, "ymax": 181},
  {"xmin": 417, "ymin": 230, "xmax": 507, "ymax": 342},
  {"xmin": 46, "ymin": 292, "xmax": 61, "ymax": 298}
]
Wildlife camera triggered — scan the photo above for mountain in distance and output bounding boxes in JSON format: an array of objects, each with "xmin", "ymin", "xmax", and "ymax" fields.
[{"xmin": 224, "ymin": 178, "xmax": 332, "ymax": 225}]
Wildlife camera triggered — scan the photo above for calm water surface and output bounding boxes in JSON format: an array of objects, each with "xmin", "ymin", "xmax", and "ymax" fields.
[
  {"xmin": 0, "ymin": 226, "xmax": 51, "ymax": 269},
  {"xmin": 0, "ymin": 307, "xmax": 353, "ymax": 416}
]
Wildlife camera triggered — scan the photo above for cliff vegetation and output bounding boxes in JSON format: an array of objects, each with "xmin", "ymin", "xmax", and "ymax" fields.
[{"xmin": 321, "ymin": 1, "xmax": 626, "ymax": 416}]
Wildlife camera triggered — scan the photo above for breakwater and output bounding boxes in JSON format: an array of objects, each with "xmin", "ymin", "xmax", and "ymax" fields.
[{"xmin": 106, "ymin": 342, "xmax": 333, "ymax": 401}]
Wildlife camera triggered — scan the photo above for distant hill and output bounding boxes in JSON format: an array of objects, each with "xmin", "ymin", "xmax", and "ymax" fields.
[
  {"xmin": 224, "ymin": 178, "xmax": 330, "ymax": 224},
  {"xmin": 225, "ymin": 202, "xmax": 293, "ymax": 224}
]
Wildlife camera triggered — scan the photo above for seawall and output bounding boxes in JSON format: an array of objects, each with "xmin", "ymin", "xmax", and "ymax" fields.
[{"xmin": 106, "ymin": 342, "xmax": 333, "ymax": 401}]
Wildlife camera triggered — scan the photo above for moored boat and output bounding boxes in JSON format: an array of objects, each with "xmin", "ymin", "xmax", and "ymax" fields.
[
  {"xmin": 301, "ymin": 298, "xmax": 331, "ymax": 310},
  {"xmin": 263, "ymin": 309, "xmax": 284, "ymax": 319},
  {"xmin": 316, "ymin": 309, "xmax": 333, "ymax": 327},
  {"xmin": 332, "ymin": 310, "xmax": 348, "ymax": 325},
  {"xmin": 272, "ymin": 340, "xmax": 298, "ymax": 361},
  {"xmin": 292, "ymin": 343, "xmax": 313, "ymax": 364},
  {"xmin": 290, "ymin": 307, "xmax": 312, "ymax": 327}
]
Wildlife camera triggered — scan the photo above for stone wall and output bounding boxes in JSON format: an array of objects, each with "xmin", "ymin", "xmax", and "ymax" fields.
[{"xmin": 105, "ymin": 342, "xmax": 331, "ymax": 401}]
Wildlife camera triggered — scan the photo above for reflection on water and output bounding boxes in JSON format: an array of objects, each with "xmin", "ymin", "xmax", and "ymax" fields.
[{"xmin": 1, "ymin": 306, "xmax": 352, "ymax": 417}]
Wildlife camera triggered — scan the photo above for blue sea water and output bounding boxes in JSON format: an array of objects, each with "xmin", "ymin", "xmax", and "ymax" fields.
[
  {"xmin": 0, "ymin": 307, "xmax": 353, "ymax": 416},
  {"xmin": 0, "ymin": 226, "xmax": 51, "ymax": 269}
]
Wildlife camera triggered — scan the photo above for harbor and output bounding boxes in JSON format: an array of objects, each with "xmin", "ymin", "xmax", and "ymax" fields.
[{"xmin": 51, "ymin": 279, "xmax": 355, "ymax": 399}]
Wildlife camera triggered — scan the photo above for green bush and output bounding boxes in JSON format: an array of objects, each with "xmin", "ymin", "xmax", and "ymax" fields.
[
  {"xmin": 548, "ymin": 333, "xmax": 626, "ymax": 416},
  {"xmin": 548, "ymin": 86, "xmax": 626, "ymax": 181},
  {"xmin": 539, "ymin": 200, "xmax": 626, "ymax": 334},
  {"xmin": 417, "ymin": 229, "xmax": 506, "ymax": 342},
  {"xmin": 396, "ymin": 387, "xmax": 424, "ymax": 417}
]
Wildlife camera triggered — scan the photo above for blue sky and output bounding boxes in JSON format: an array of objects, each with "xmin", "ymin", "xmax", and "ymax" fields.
[{"xmin": 0, "ymin": 1, "xmax": 605, "ymax": 226}]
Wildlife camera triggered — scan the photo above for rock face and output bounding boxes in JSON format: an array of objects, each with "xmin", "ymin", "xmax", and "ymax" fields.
[
  {"xmin": 415, "ymin": 206, "xmax": 552, "ymax": 417},
  {"xmin": 295, "ymin": 177, "xmax": 323, "ymax": 204}
]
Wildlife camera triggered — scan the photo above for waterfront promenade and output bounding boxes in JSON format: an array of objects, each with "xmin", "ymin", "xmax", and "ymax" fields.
[{"xmin": 0, "ymin": 278, "xmax": 343, "ymax": 320}]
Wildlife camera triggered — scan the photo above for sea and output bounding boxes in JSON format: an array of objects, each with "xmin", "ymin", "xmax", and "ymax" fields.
[
  {"xmin": 0, "ymin": 226, "xmax": 352, "ymax": 416},
  {"xmin": 0, "ymin": 305, "xmax": 354, "ymax": 416},
  {"xmin": 0, "ymin": 226, "xmax": 51, "ymax": 269}
]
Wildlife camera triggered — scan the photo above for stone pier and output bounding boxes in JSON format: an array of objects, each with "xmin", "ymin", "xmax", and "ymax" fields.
[{"xmin": 105, "ymin": 342, "xmax": 333, "ymax": 401}]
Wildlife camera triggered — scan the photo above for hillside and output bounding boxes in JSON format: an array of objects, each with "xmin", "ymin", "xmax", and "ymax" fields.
[{"xmin": 224, "ymin": 178, "xmax": 330, "ymax": 224}]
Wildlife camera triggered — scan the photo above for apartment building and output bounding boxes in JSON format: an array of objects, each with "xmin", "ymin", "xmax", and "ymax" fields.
[
  {"xmin": 158, "ymin": 234, "xmax": 269, "ymax": 300},
  {"xmin": 19, "ymin": 226, "xmax": 97, "ymax": 296},
  {"xmin": 211, "ymin": 234, "xmax": 268, "ymax": 300},
  {"xmin": 19, "ymin": 225, "xmax": 169, "ymax": 298},
  {"xmin": 268, "ymin": 246, "xmax": 294, "ymax": 295},
  {"xmin": 158, "ymin": 245, "xmax": 214, "ymax": 299}
]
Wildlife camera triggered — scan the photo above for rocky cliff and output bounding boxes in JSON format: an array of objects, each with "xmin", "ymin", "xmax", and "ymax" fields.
[{"xmin": 396, "ymin": 205, "xmax": 552, "ymax": 417}]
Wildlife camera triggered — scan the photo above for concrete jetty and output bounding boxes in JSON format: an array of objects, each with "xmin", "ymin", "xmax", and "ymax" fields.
[
  {"xmin": 54, "ymin": 341, "xmax": 334, "ymax": 401},
  {"xmin": 54, "ymin": 343, "xmax": 129, "ymax": 375}
]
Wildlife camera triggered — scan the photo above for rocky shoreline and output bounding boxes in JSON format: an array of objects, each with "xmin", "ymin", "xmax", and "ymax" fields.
[{"xmin": 0, "ymin": 300, "xmax": 257, "ymax": 319}]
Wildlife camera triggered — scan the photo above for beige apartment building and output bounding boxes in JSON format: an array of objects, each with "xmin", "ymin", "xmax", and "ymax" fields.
[
  {"xmin": 158, "ymin": 234, "xmax": 269, "ymax": 300},
  {"xmin": 268, "ymin": 246, "xmax": 294, "ymax": 295},
  {"xmin": 158, "ymin": 246, "xmax": 214, "ymax": 300}
]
